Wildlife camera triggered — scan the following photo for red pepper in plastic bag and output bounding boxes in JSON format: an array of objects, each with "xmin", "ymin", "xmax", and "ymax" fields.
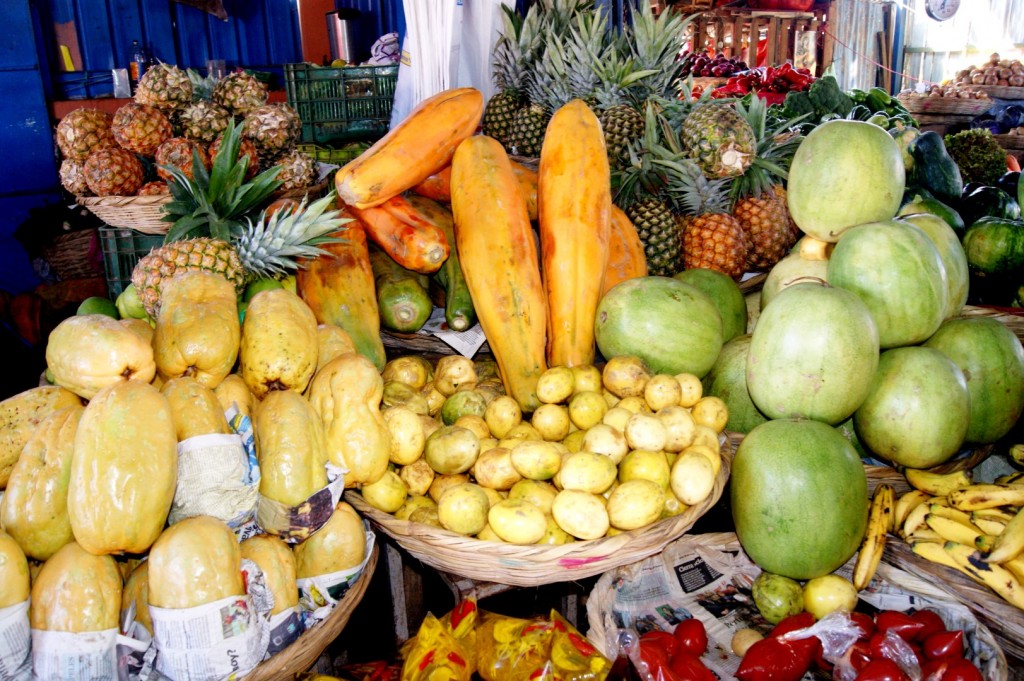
[
  {"xmin": 671, "ymin": 619, "xmax": 708, "ymax": 658},
  {"xmin": 669, "ymin": 652, "xmax": 714, "ymax": 681},
  {"xmin": 856, "ymin": 657, "xmax": 909, "ymax": 681},
  {"xmin": 874, "ymin": 611, "xmax": 925, "ymax": 642},
  {"xmin": 735, "ymin": 637, "xmax": 811, "ymax": 681},
  {"xmin": 922, "ymin": 629, "xmax": 964, "ymax": 661},
  {"xmin": 942, "ymin": 659, "xmax": 984, "ymax": 681},
  {"xmin": 770, "ymin": 612, "xmax": 821, "ymax": 669},
  {"xmin": 911, "ymin": 609, "xmax": 946, "ymax": 643},
  {"xmin": 640, "ymin": 630, "xmax": 678, "ymax": 661}
]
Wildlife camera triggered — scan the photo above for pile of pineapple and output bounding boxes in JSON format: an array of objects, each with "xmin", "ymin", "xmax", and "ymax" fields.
[
  {"xmin": 482, "ymin": 0, "xmax": 805, "ymax": 280},
  {"xmin": 56, "ymin": 65, "xmax": 319, "ymax": 198}
]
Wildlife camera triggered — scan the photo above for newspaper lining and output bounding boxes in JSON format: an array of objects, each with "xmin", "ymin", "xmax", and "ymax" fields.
[
  {"xmin": 30, "ymin": 628, "xmax": 118, "ymax": 681},
  {"xmin": 296, "ymin": 525, "xmax": 376, "ymax": 628},
  {"xmin": 265, "ymin": 607, "xmax": 303, "ymax": 658},
  {"xmin": 168, "ymin": 432, "xmax": 259, "ymax": 528},
  {"xmin": 255, "ymin": 463, "xmax": 348, "ymax": 543},
  {"xmin": 0, "ymin": 600, "xmax": 30, "ymax": 681},
  {"xmin": 418, "ymin": 307, "xmax": 487, "ymax": 358},
  {"xmin": 586, "ymin": 532, "xmax": 1007, "ymax": 680}
]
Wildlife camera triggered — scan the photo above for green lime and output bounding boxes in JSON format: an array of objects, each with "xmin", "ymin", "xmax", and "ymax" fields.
[
  {"xmin": 77, "ymin": 296, "xmax": 119, "ymax": 319},
  {"xmin": 115, "ymin": 284, "xmax": 148, "ymax": 319},
  {"xmin": 243, "ymin": 278, "xmax": 284, "ymax": 302},
  {"xmin": 280, "ymin": 274, "xmax": 297, "ymax": 294}
]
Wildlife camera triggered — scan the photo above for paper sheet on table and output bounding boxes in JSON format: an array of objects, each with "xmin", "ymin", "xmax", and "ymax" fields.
[
  {"xmin": 31, "ymin": 628, "xmax": 117, "ymax": 681},
  {"xmin": 419, "ymin": 307, "xmax": 487, "ymax": 358},
  {"xmin": 0, "ymin": 600, "xmax": 30, "ymax": 681}
]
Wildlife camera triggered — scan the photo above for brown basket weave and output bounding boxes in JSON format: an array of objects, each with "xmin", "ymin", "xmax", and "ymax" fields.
[
  {"xmin": 896, "ymin": 94, "xmax": 993, "ymax": 116},
  {"xmin": 77, "ymin": 195, "xmax": 172, "ymax": 235},
  {"xmin": 883, "ymin": 540, "xmax": 1024, "ymax": 663},
  {"xmin": 244, "ymin": 543, "xmax": 379, "ymax": 681},
  {"xmin": 347, "ymin": 442, "xmax": 733, "ymax": 588}
]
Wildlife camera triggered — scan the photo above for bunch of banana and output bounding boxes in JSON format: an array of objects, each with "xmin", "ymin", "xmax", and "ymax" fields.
[
  {"xmin": 895, "ymin": 467, "xmax": 1024, "ymax": 610},
  {"xmin": 852, "ymin": 483, "xmax": 895, "ymax": 590}
]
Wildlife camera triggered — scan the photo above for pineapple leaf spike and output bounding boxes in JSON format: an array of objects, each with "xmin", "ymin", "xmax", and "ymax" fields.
[{"xmin": 729, "ymin": 95, "xmax": 807, "ymax": 201}]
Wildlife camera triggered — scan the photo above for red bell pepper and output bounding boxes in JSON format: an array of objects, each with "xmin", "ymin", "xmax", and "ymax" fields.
[
  {"xmin": 672, "ymin": 619, "xmax": 708, "ymax": 658},
  {"xmin": 735, "ymin": 637, "xmax": 812, "ymax": 681},
  {"xmin": 910, "ymin": 609, "xmax": 946, "ymax": 643},
  {"xmin": 922, "ymin": 629, "xmax": 964, "ymax": 661},
  {"xmin": 874, "ymin": 610, "xmax": 925, "ymax": 642},
  {"xmin": 855, "ymin": 657, "xmax": 909, "ymax": 681}
]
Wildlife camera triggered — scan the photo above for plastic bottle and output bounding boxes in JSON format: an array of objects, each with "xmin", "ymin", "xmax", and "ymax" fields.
[{"xmin": 129, "ymin": 40, "xmax": 148, "ymax": 85}]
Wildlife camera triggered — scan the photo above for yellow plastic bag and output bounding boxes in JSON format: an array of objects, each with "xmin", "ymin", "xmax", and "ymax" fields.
[
  {"xmin": 474, "ymin": 611, "xmax": 555, "ymax": 681},
  {"xmin": 548, "ymin": 610, "xmax": 612, "ymax": 680},
  {"xmin": 400, "ymin": 613, "xmax": 472, "ymax": 681}
]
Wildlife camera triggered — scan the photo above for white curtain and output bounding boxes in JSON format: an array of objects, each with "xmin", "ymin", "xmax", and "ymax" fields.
[{"xmin": 829, "ymin": 0, "xmax": 897, "ymax": 92}]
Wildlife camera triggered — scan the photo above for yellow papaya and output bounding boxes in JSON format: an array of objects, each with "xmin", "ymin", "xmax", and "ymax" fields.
[
  {"xmin": 1, "ymin": 405, "xmax": 83, "ymax": 560},
  {"xmin": 240, "ymin": 534, "xmax": 298, "ymax": 615},
  {"xmin": 254, "ymin": 390, "xmax": 329, "ymax": 506},
  {"xmin": 308, "ymin": 353, "xmax": 390, "ymax": 488},
  {"xmin": 240, "ymin": 289, "xmax": 319, "ymax": 399},
  {"xmin": 29, "ymin": 541, "xmax": 121, "ymax": 632},
  {"xmin": 119, "ymin": 317, "xmax": 154, "ymax": 345},
  {"xmin": 315, "ymin": 323, "xmax": 358, "ymax": 374},
  {"xmin": 153, "ymin": 270, "xmax": 240, "ymax": 389},
  {"xmin": 148, "ymin": 515, "xmax": 245, "ymax": 610},
  {"xmin": 213, "ymin": 374, "xmax": 256, "ymax": 419},
  {"xmin": 68, "ymin": 381, "xmax": 177, "ymax": 555},
  {"xmin": 0, "ymin": 385, "xmax": 81, "ymax": 488},
  {"xmin": 121, "ymin": 560, "xmax": 152, "ymax": 636},
  {"xmin": 0, "ymin": 529, "xmax": 30, "ymax": 606},
  {"xmin": 45, "ymin": 315, "xmax": 156, "ymax": 399},
  {"xmin": 293, "ymin": 502, "xmax": 366, "ymax": 578},
  {"xmin": 161, "ymin": 376, "xmax": 230, "ymax": 440}
]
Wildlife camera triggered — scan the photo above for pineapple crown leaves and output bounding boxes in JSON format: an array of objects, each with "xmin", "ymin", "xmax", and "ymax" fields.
[
  {"xmin": 237, "ymin": 190, "xmax": 349, "ymax": 279},
  {"xmin": 614, "ymin": 101, "xmax": 691, "ymax": 209},
  {"xmin": 728, "ymin": 95, "xmax": 807, "ymax": 201},
  {"xmin": 492, "ymin": 5, "xmax": 528, "ymax": 92},
  {"xmin": 162, "ymin": 118, "xmax": 282, "ymax": 244},
  {"xmin": 665, "ymin": 157, "xmax": 735, "ymax": 216},
  {"xmin": 625, "ymin": 4, "xmax": 692, "ymax": 99}
]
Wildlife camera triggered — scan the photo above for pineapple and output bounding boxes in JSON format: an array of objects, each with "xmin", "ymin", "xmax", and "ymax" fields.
[
  {"xmin": 626, "ymin": 3, "xmax": 690, "ymax": 100},
  {"xmin": 680, "ymin": 101, "xmax": 756, "ymax": 179},
  {"xmin": 179, "ymin": 100, "xmax": 232, "ymax": 143},
  {"xmin": 729, "ymin": 96, "xmax": 804, "ymax": 271},
  {"xmin": 133, "ymin": 120, "xmax": 345, "ymax": 316},
  {"xmin": 507, "ymin": 104, "xmax": 550, "ymax": 158},
  {"xmin": 672, "ymin": 161, "xmax": 748, "ymax": 280},
  {"xmin": 135, "ymin": 63, "xmax": 193, "ymax": 111},
  {"xmin": 269, "ymin": 149, "xmax": 316, "ymax": 193},
  {"xmin": 154, "ymin": 138, "xmax": 208, "ymax": 182},
  {"xmin": 242, "ymin": 104, "xmax": 301, "ymax": 163},
  {"xmin": 613, "ymin": 104, "xmax": 689, "ymax": 276},
  {"xmin": 592, "ymin": 41, "xmax": 646, "ymax": 169},
  {"xmin": 210, "ymin": 133, "xmax": 259, "ymax": 180},
  {"xmin": 138, "ymin": 181, "xmax": 170, "ymax": 196},
  {"xmin": 212, "ymin": 71, "xmax": 269, "ymax": 116},
  {"xmin": 59, "ymin": 159, "xmax": 90, "ymax": 196},
  {"xmin": 83, "ymin": 147, "xmax": 145, "ymax": 196},
  {"xmin": 482, "ymin": 5, "xmax": 540, "ymax": 148},
  {"xmin": 55, "ymin": 108, "xmax": 116, "ymax": 162},
  {"xmin": 111, "ymin": 103, "xmax": 173, "ymax": 156}
]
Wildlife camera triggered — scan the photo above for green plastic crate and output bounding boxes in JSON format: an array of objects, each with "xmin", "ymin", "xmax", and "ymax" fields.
[
  {"xmin": 285, "ymin": 63, "xmax": 397, "ymax": 146},
  {"xmin": 98, "ymin": 227, "xmax": 164, "ymax": 299},
  {"xmin": 297, "ymin": 142, "xmax": 370, "ymax": 166}
]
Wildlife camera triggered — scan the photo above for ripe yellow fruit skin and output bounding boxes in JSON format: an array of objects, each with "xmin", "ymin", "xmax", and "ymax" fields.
[
  {"xmin": 154, "ymin": 271, "xmax": 240, "ymax": 388},
  {"xmin": 240, "ymin": 289, "xmax": 319, "ymax": 399},
  {"xmin": 1, "ymin": 405, "xmax": 83, "ymax": 560},
  {"xmin": 0, "ymin": 529, "xmax": 30, "ymax": 607},
  {"xmin": 240, "ymin": 534, "xmax": 298, "ymax": 615},
  {"xmin": 121, "ymin": 561, "xmax": 152, "ymax": 635},
  {"xmin": 255, "ymin": 390, "xmax": 329, "ymax": 506},
  {"xmin": 30, "ymin": 541, "xmax": 121, "ymax": 632},
  {"xmin": 148, "ymin": 515, "xmax": 245, "ymax": 610},
  {"xmin": 0, "ymin": 386, "xmax": 82, "ymax": 489},
  {"xmin": 68, "ymin": 381, "xmax": 177, "ymax": 556},
  {"xmin": 293, "ymin": 502, "xmax": 366, "ymax": 578},
  {"xmin": 308, "ymin": 353, "xmax": 390, "ymax": 488},
  {"xmin": 45, "ymin": 315, "xmax": 156, "ymax": 399}
]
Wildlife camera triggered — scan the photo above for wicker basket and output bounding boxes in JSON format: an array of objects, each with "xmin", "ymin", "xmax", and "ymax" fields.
[
  {"xmin": 896, "ymin": 94, "xmax": 993, "ymax": 116},
  {"xmin": 77, "ymin": 195, "xmax": 172, "ymax": 235},
  {"xmin": 963, "ymin": 84, "xmax": 1024, "ymax": 100},
  {"xmin": 346, "ymin": 442, "xmax": 733, "ymax": 588},
  {"xmin": 883, "ymin": 540, "xmax": 1024, "ymax": 663},
  {"xmin": 243, "ymin": 543, "xmax": 379, "ymax": 681}
]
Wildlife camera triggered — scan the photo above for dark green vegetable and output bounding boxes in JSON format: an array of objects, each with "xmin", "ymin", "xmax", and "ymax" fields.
[
  {"xmin": 369, "ymin": 246, "xmax": 433, "ymax": 333},
  {"xmin": 431, "ymin": 212, "xmax": 476, "ymax": 332},
  {"xmin": 962, "ymin": 217, "xmax": 1024, "ymax": 305},
  {"xmin": 959, "ymin": 186, "xmax": 1021, "ymax": 227},
  {"xmin": 944, "ymin": 128, "xmax": 1011, "ymax": 186},
  {"xmin": 911, "ymin": 131, "xmax": 964, "ymax": 204},
  {"xmin": 897, "ymin": 193, "xmax": 966, "ymax": 239},
  {"xmin": 996, "ymin": 171, "xmax": 1020, "ymax": 199}
]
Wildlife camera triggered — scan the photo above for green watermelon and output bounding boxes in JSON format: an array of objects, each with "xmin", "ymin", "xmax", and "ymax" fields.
[
  {"xmin": 731, "ymin": 419, "xmax": 868, "ymax": 580},
  {"xmin": 702, "ymin": 335, "xmax": 768, "ymax": 434},
  {"xmin": 595, "ymin": 277, "xmax": 723, "ymax": 378},
  {"xmin": 673, "ymin": 268, "xmax": 747, "ymax": 342}
]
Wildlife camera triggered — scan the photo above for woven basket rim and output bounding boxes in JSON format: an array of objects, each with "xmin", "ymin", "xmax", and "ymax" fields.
[
  {"xmin": 346, "ymin": 441, "xmax": 733, "ymax": 587},
  {"xmin": 895, "ymin": 94, "xmax": 993, "ymax": 115},
  {"xmin": 77, "ymin": 195, "xmax": 172, "ymax": 235},
  {"xmin": 243, "ymin": 543, "xmax": 379, "ymax": 681}
]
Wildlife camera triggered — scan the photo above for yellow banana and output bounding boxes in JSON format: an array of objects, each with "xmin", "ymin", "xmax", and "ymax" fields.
[
  {"xmin": 926, "ymin": 514, "xmax": 983, "ymax": 547},
  {"xmin": 894, "ymin": 490, "xmax": 932, "ymax": 531},
  {"xmin": 911, "ymin": 540, "xmax": 980, "ymax": 582},
  {"xmin": 853, "ymin": 483, "xmax": 894, "ymax": 590},
  {"xmin": 1005, "ymin": 557, "xmax": 1024, "ymax": 583},
  {"xmin": 928, "ymin": 504, "xmax": 983, "ymax": 531},
  {"xmin": 906, "ymin": 528, "xmax": 943, "ymax": 542},
  {"xmin": 1009, "ymin": 444, "xmax": 1024, "ymax": 467},
  {"xmin": 904, "ymin": 467, "xmax": 971, "ymax": 496},
  {"xmin": 972, "ymin": 514, "xmax": 1008, "ymax": 536},
  {"xmin": 949, "ymin": 484, "xmax": 1024, "ymax": 511},
  {"xmin": 903, "ymin": 499, "xmax": 933, "ymax": 539},
  {"xmin": 943, "ymin": 541, "xmax": 1024, "ymax": 609},
  {"xmin": 984, "ymin": 505, "xmax": 1024, "ymax": 564},
  {"xmin": 975, "ymin": 534, "xmax": 998, "ymax": 553},
  {"xmin": 994, "ymin": 471, "xmax": 1024, "ymax": 486},
  {"xmin": 972, "ymin": 507, "xmax": 1017, "ymax": 522}
]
